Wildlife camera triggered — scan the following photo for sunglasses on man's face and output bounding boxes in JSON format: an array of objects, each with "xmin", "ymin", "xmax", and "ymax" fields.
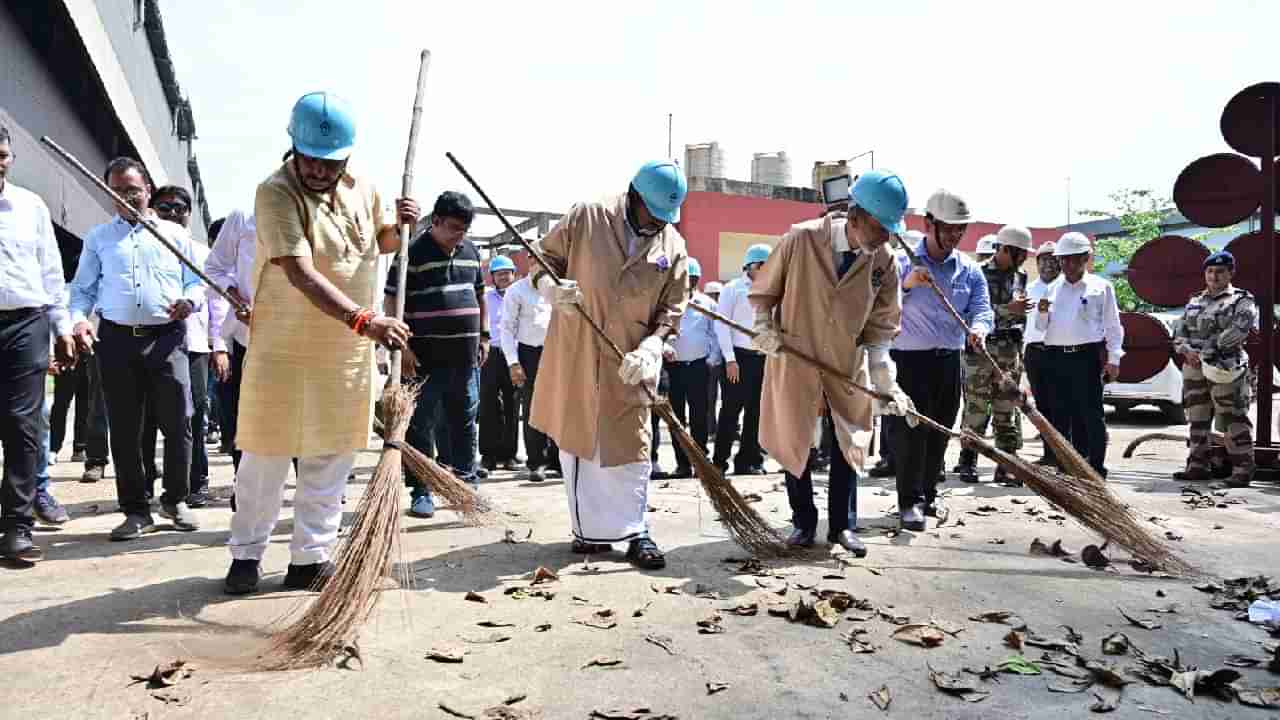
[{"xmin": 155, "ymin": 202, "xmax": 190, "ymax": 214}]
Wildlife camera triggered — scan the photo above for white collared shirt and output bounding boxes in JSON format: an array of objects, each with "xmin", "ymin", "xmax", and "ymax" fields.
[
  {"xmin": 1035, "ymin": 273, "xmax": 1126, "ymax": 364},
  {"xmin": 498, "ymin": 276, "xmax": 551, "ymax": 364},
  {"xmin": 671, "ymin": 291, "xmax": 722, "ymax": 363},
  {"xmin": 715, "ymin": 274, "xmax": 756, "ymax": 363},
  {"xmin": 1022, "ymin": 276, "xmax": 1052, "ymax": 345},
  {"xmin": 183, "ymin": 242, "xmax": 213, "ymax": 353},
  {"xmin": 204, "ymin": 209, "xmax": 256, "ymax": 351},
  {"xmin": 0, "ymin": 181, "xmax": 71, "ymax": 336}
]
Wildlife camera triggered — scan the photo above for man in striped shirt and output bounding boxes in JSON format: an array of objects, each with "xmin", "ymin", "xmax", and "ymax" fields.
[{"xmin": 388, "ymin": 191, "xmax": 487, "ymax": 518}]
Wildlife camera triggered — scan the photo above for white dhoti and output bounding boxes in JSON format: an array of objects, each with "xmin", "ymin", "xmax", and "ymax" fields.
[
  {"xmin": 229, "ymin": 452, "xmax": 355, "ymax": 564},
  {"xmin": 561, "ymin": 449, "xmax": 651, "ymax": 543}
]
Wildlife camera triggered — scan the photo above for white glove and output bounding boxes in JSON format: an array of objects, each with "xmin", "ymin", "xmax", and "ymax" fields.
[
  {"xmin": 535, "ymin": 272, "xmax": 582, "ymax": 309},
  {"xmin": 751, "ymin": 308, "xmax": 783, "ymax": 356},
  {"xmin": 869, "ymin": 361, "xmax": 918, "ymax": 428},
  {"xmin": 619, "ymin": 335, "xmax": 664, "ymax": 386}
]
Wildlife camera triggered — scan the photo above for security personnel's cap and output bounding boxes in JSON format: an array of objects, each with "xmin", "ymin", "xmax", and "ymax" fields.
[{"xmin": 1203, "ymin": 250, "xmax": 1235, "ymax": 270}]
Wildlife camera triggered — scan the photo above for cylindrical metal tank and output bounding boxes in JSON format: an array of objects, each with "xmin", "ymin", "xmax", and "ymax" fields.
[
  {"xmin": 751, "ymin": 151, "xmax": 791, "ymax": 186},
  {"xmin": 684, "ymin": 142, "xmax": 726, "ymax": 179}
]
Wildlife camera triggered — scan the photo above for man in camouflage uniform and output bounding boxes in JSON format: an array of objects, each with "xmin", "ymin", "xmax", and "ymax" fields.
[
  {"xmin": 954, "ymin": 226, "xmax": 1034, "ymax": 485},
  {"xmin": 1172, "ymin": 251, "xmax": 1258, "ymax": 488}
]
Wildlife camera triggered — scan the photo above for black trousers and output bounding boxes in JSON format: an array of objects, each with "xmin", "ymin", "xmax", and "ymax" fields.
[
  {"xmin": 666, "ymin": 359, "xmax": 709, "ymax": 469},
  {"xmin": 517, "ymin": 343, "xmax": 559, "ymax": 470},
  {"xmin": 1, "ymin": 311, "xmax": 49, "ymax": 531},
  {"xmin": 1044, "ymin": 344, "xmax": 1108, "ymax": 475},
  {"xmin": 714, "ymin": 348, "xmax": 765, "ymax": 468},
  {"xmin": 892, "ymin": 349, "xmax": 962, "ymax": 511},
  {"xmin": 479, "ymin": 347, "xmax": 519, "ymax": 462},
  {"xmin": 877, "ymin": 412, "xmax": 895, "ymax": 463},
  {"xmin": 50, "ymin": 359, "xmax": 89, "ymax": 455},
  {"xmin": 97, "ymin": 320, "xmax": 192, "ymax": 516},
  {"xmin": 140, "ymin": 351, "xmax": 208, "ymax": 488},
  {"xmin": 214, "ymin": 340, "xmax": 247, "ymax": 471},
  {"xmin": 786, "ymin": 425, "xmax": 858, "ymax": 534},
  {"xmin": 1024, "ymin": 342, "xmax": 1053, "ymax": 459},
  {"xmin": 706, "ymin": 364, "xmax": 722, "ymax": 434},
  {"xmin": 84, "ymin": 353, "xmax": 111, "ymax": 467}
]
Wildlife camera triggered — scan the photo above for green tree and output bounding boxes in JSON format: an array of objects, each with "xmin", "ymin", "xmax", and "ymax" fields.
[{"xmin": 1080, "ymin": 189, "xmax": 1168, "ymax": 312}]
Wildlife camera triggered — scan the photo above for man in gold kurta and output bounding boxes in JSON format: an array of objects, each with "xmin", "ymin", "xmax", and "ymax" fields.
[
  {"xmin": 750, "ymin": 170, "xmax": 915, "ymax": 557},
  {"xmin": 529, "ymin": 161, "xmax": 689, "ymax": 570},
  {"xmin": 224, "ymin": 92, "xmax": 419, "ymax": 595}
]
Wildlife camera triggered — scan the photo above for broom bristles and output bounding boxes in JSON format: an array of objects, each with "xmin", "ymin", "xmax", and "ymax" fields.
[
  {"xmin": 400, "ymin": 443, "xmax": 496, "ymax": 526},
  {"xmin": 655, "ymin": 401, "xmax": 791, "ymax": 558},
  {"xmin": 966, "ymin": 431, "xmax": 1195, "ymax": 576},
  {"xmin": 1022, "ymin": 397, "xmax": 1105, "ymax": 487},
  {"xmin": 256, "ymin": 384, "xmax": 418, "ymax": 670}
]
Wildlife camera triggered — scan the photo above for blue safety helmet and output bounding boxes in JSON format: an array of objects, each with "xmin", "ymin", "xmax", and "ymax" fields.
[
  {"xmin": 743, "ymin": 243, "xmax": 772, "ymax": 269},
  {"xmin": 288, "ymin": 92, "xmax": 357, "ymax": 161},
  {"xmin": 687, "ymin": 257, "xmax": 702, "ymax": 278},
  {"xmin": 1203, "ymin": 250, "xmax": 1235, "ymax": 270},
  {"xmin": 849, "ymin": 169, "xmax": 909, "ymax": 234},
  {"xmin": 489, "ymin": 255, "xmax": 516, "ymax": 274},
  {"xmin": 631, "ymin": 161, "xmax": 688, "ymax": 224}
]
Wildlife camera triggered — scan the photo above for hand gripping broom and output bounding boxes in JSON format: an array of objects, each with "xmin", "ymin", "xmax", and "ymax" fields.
[
  {"xmin": 688, "ymin": 303, "xmax": 1193, "ymax": 575},
  {"xmin": 891, "ymin": 236, "xmax": 1103, "ymax": 487},
  {"xmin": 257, "ymin": 51, "xmax": 490, "ymax": 672},
  {"xmin": 445, "ymin": 152, "xmax": 790, "ymax": 558}
]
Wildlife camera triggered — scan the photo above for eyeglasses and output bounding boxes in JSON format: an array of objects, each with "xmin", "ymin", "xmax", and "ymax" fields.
[
  {"xmin": 155, "ymin": 202, "xmax": 190, "ymax": 214},
  {"xmin": 110, "ymin": 187, "xmax": 148, "ymax": 200}
]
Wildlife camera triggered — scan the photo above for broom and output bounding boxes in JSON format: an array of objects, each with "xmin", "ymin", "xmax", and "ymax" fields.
[
  {"xmin": 891, "ymin": 235, "xmax": 1102, "ymax": 486},
  {"xmin": 689, "ymin": 304, "xmax": 1193, "ymax": 575},
  {"xmin": 445, "ymin": 152, "xmax": 790, "ymax": 558},
  {"xmin": 257, "ymin": 50, "xmax": 447, "ymax": 671}
]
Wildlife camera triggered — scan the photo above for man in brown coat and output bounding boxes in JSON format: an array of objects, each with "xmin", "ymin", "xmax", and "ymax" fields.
[
  {"xmin": 529, "ymin": 161, "xmax": 689, "ymax": 570},
  {"xmin": 750, "ymin": 170, "xmax": 915, "ymax": 556}
]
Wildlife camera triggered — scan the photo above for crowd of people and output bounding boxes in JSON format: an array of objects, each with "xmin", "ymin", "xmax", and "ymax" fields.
[{"xmin": 0, "ymin": 90, "xmax": 1260, "ymax": 578}]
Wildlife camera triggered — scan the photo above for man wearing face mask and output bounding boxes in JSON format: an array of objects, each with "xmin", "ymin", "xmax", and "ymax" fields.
[
  {"xmin": 955, "ymin": 225, "xmax": 1034, "ymax": 486},
  {"xmin": 1171, "ymin": 251, "xmax": 1256, "ymax": 488},
  {"xmin": 750, "ymin": 170, "xmax": 913, "ymax": 556},
  {"xmin": 528, "ymin": 161, "xmax": 689, "ymax": 570},
  {"xmin": 1034, "ymin": 232, "xmax": 1123, "ymax": 478},
  {"xmin": 1023, "ymin": 241, "xmax": 1060, "ymax": 465},
  {"xmin": 69, "ymin": 158, "xmax": 205, "ymax": 541},
  {"xmin": 890, "ymin": 189, "xmax": 993, "ymax": 531},
  {"xmin": 224, "ymin": 92, "xmax": 420, "ymax": 594}
]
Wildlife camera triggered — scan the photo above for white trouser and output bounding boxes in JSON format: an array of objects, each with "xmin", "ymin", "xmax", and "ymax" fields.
[
  {"xmin": 228, "ymin": 452, "xmax": 355, "ymax": 564},
  {"xmin": 561, "ymin": 449, "xmax": 650, "ymax": 544}
]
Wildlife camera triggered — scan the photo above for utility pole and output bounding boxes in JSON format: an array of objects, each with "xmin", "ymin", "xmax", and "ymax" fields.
[
  {"xmin": 1066, "ymin": 176, "xmax": 1072, "ymax": 228},
  {"xmin": 667, "ymin": 113, "xmax": 672, "ymax": 160}
]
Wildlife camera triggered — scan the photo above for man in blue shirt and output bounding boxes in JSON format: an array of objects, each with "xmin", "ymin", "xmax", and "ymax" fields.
[
  {"xmin": 69, "ymin": 157, "xmax": 205, "ymax": 541},
  {"xmin": 654, "ymin": 257, "xmax": 719, "ymax": 479},
  {"xmin": 890, "ymin": 190, "xmax": 993, "ymax": 531}
]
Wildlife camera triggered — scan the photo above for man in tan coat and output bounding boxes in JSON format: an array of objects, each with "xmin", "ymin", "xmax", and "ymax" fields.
[
  {"xmin": 224, "ymin": 92, "xmax": 419, "ymax": 595},
  {"xmin": 750, "ymin": 170, "xmax": 915, "ymax": 557},
  {"xmin": 529, "ymin": 161, "xmax": 689, "ymax": 570}
]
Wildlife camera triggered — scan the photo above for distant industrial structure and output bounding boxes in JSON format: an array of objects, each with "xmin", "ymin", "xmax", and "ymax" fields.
[{"xmin": 1, "ymin": 0, "xmax": 212, "ymax": 271}]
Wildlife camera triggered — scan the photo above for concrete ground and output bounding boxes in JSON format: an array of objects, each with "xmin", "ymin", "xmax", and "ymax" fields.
[{"xmin": 3, "ymin": 407, "xmax": 1279, "ymax": 720}]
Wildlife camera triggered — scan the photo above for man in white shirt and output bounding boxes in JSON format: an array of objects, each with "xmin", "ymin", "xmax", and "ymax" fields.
[
  {"xmin": 713, "ymin": 244, "xmax": 772, "ymax": 476},
  {"xmin": 0, "ymin": 126, "xmax": 77, "ymax": 561},
  {"xmin": 204, "ymin": 208, "xmax": 255, "ymax": 471},
  {"xmin": 703, "ymin": 280, "xmax": 724, "ymax": 433},
  {"xmin": 658, "ymin": 258, "xmax": 720, "ymax": 478},
  {"xmin": 499, "ymin": 266, "xmax": 557, "ymax": 480},
  {"xmin": 480, "ymin": 255, "xmax": 520, "ymax": 471},
  {"xmin": 1023, "ymin": 240, "xmax": 1060, "ymax": 465},
  {"xmin": 1034, "ymin": 232, "xmax": 1124, "ymax": 477}
]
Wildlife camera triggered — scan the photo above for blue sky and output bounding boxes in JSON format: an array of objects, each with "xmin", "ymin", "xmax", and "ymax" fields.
[{"xmin": 161, "ymin": 0, "xmax": 1280, "ymax": 235}]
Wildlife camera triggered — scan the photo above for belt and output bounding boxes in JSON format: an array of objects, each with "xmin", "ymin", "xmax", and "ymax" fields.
[
  {"xmin": 0, "ymin": 307, "xmax": 40, "ymax": 322},
  {"xmin": 1046, "ymin": 341, "xmax": 1103, "ymax": 354},
  {"xmin": 101, "ymin": 318, "xmax": 182, "ymax": 337},
  {"xmin": 733, "ymin": 346, "xmax": 764, "ymax": 357},
  {"xmin": 1026, "ymin": 341, "xmax": 1046, "ymax": 349},
  {"xmin": 669, "ymin": 357, "xmax": 707, "ymax": 366},
  {"xmin": 517, "ymin": 342, "xmax": 544, "ymax": 352},
  {"xmin": 897, "ymin": 348, "xmax": 960, "ymax": 357}
]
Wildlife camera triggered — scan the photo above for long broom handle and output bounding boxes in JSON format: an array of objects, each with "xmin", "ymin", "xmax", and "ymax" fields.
[
  {"xmin": 40, "ymin": 136, "xmax": 249, "ymax": 317},
  {"xmin": 444, "ymin": 152, "xmax": 638, "ymax": 378},
  {"xmin": 687, "ymin": 303, "xmax": 959, "ymax": 440},
  {"xmin": 389, "ymin": 49, "xmax": 432, "ymax": 389}
]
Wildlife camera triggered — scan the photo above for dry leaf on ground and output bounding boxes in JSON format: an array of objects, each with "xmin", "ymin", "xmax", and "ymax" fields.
[
  {"xmin": 1101, "ymin": 633, "xmax": 1130, "ymax": 656},
  {"xmin": 588, "ymin": 708, "xmax": 677, "ymax": 720},
  {"xmin": 533, "ymin": 623, "xmax": 551, "ymax": 632},
  {"xmin": 575, "ymin": 609, "xmax": 618, "ymax": 630},
  {"xmin": 632, "ymin": 601, "xmax": 653, "ymax": 618},
  {"xmin": 1237, "ymin": 687, "xmax": 1280, "ymax": 709},
  {"xmin": 581, "ymin": 655, "xmax": 624, "ymax": 669},
  {"xmin": 893, "ymin": 624, "xmax": 946, "ymax": 648},
  {"xmin": 697, "ymin": 614, "xmax": 725, "ymax": 634},
  {"xmin": 530, "ymin": 566, "xmax": 558, "ymax": 585},
  {"xmin": 1082, "ymin": 544, "xmax": 1110, "ymax": 568},
  {"xmin": 1117, "ymin": 607, "xmax": 1162, "ymax": 631},
  {"xmin": 969, "ymin": 610, "xmax": 1026, "ymax": 630},
  {"xmin": 1048, "ymin": 678, "xmax": 1094, "ymax": 693},
  {"xmin": 644, "ymin": 634, "xmax": 676, "ymax": 656},
  {"xmin": 130, "ymin": 660, "xmax": 192, "ymax": 689},
  {"xmin": 427, "ymin": 645, "xmax": 467, "ymax": 663},
  {"xmin": 706, "ymin": 682, "xmax": 731, "ymax": 695},
  {"xmin": 928, "ymin": 665, "xmax": 990, "ymax": 703},
  {"xmin": 868, "ymin": 685, "xmax": 891, "ymax": 711},
  {"xmin": 723, "ymin": 601, "xmax": 759, "ymax": 617},
  {"xmin": 477, "ymin": 620, "xmax": 516, "ymax": 628},
  {"xmin": 845, "ymin": 628, "xmax": 877, "ymax": 654},
  {"xmin": 1005, "ymin": 631, "xmax": 1024, "ymax": 650},
  {"xmin": 1090, "ymin": 689, "xmax": 1119, "ymax": 713},
  {"xmin": 461, "ymin": 631, "xmax": 513, "ymax": 644}
]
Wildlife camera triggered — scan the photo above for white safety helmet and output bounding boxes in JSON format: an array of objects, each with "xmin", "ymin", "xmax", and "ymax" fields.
[
  {"xmin": 976, "ymin": 234, "xmax": 997, "ymax": 255},
  {"xmin": 1037, "ymin": 241, "xmax": 1057, "ymax": 256},
  {"xmin": 925, "ymin": 189, "xmax": 973, "ymax": 224},
  {"xmin": 1054, "ymin": 232, "xmax": 1093, "ymax": 256},
  {"xmin": 704, "ymin": 281, "xmax": 724, "ymax": 295},
  {"xmin": 995, "ymin": 225, "xmax": 1034, "ymax": 252}
]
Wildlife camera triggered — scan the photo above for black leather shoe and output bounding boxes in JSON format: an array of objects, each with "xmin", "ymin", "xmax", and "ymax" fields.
[
  {"xmin": 650, "ymin": 468, "xmax": 670, "ymax": 480},
  {"xmin": 924, "ymin": 502, "xmax": 949, "ymax": 524},
  {"xmin": 283, "ymin": 561, "xmax": 337, "ymax": 591},
  {"xmin": 900, "ymin": 504, "xmax": 926, "ymax": 531},
  {"xmin": 527, "ymin": 467, "xmax": 546, "ymax": 482},
  {"xmin": 1, "ymin": 527, "xmax": 42, "ymax": 562},
  {"xmin": 626, "ymin": 537, "xmax": 666, "ymax": 570},
  {"xmin": 868, "ymin": 459, "xmax": 895, "ymax": 478},
  {"xmin": 994, "ymin": 467, "xmax": 1022, "ymax": 487},
  {"xmin": 735, "ymin": 464, "xmax": 767, "ymax": 476},
  {"xmin": 828, "ymin": 529, "xmax": 867, "ymax": 557},
  {"xmin": 671, "ymin": 466, "xmax": 693, "ymax": 479},
  {"xmin": 187, "ymin": 488, "xmax": 210, "ymax": 508},
  {"xmin": 224, "ymin": 559, "xmax": 261, "ymax": 595},
  {"xmin": 785, "ymin": 528, "xmax": 816, "ymax": 548}
]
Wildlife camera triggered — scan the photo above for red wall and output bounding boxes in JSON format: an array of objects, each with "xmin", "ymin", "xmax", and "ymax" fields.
[{"xmin": 676, "ymin": 191, "xmax": 826, "ymax": 285}]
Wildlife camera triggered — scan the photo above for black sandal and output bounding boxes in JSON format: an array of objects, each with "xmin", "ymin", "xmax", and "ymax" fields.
[
  {"xmin": 626, "ymin": 538, "xmax": 666, "ymax": 570},
  {"xmin": 572, "ymin": 539, "xmax": 611, "ymax": 554}
]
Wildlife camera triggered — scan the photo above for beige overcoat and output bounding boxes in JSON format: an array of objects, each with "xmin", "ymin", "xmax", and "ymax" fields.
[
  {"xmin": 237, "ymin": 162, "xmax": 386, "ymax": 457},
  {"xmin": 750, "ymin": 215, "xmax": 902, "ymax": 477},
  {"xmin": 529, "ymin": 194, "xmax": 689, "ymax": 467}
]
